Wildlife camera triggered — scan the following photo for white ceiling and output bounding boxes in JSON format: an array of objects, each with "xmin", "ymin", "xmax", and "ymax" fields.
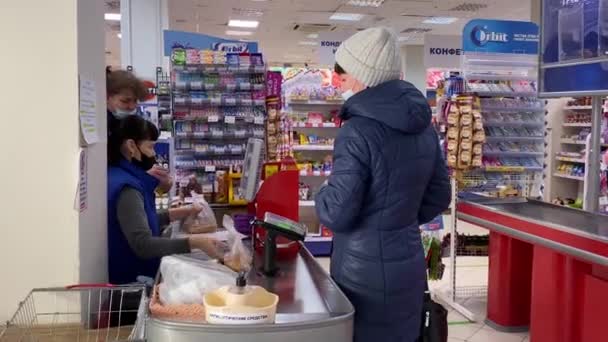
[{"xmin": 105, "ymin": 0, "xmax": 532, "ymax": 67}]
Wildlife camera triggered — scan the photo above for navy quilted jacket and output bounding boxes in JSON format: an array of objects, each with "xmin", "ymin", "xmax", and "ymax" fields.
[{"xmin": 315, "ymin": 80, "xmax": 451, "ymax": 342}]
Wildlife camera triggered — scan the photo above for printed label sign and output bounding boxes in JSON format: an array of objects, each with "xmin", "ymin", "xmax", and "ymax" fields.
[
  {"xmin": 424, "ymin": 35, "xmax": 463, "ymax": 68},
  {"xmin": 462, "ymin": 19, "xmax": 539, "ymax": 54},
  {"xmin": 318, "ymin": 31, "xmax": 354, "ymax": 66}
]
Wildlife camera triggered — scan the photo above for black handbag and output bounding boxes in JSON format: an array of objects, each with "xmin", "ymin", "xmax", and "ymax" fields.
[{"xmin": 417, "ymin": 284, "xmax": 448, "ymax": 342}]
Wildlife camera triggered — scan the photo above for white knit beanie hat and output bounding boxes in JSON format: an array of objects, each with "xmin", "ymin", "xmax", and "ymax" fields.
[{"xmin": 335, "ymin": 27, "xmax": 401, "ymax": 88}]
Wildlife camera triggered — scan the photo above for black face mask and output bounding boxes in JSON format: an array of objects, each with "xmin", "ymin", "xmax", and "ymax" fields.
[{"xmin": 133, "ymin": 148, "xmax": 157, "ymax": 171}]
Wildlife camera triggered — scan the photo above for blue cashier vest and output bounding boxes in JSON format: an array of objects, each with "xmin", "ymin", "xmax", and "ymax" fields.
[{"xmin": 108, "ymin": 159, "xmax": 160, "ymax": 284}]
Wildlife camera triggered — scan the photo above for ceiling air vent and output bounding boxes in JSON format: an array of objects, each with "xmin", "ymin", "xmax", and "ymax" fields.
[
  {"xmin": 293, "ymin": 23, "xmax": 336, "ymax": 33},
  {"xmin": 232, "ymin": 8, "xmax": 264, "ymax": 17},
  {"xmin": 449, "ymin": 2, "xmax": 488, "ymax": 12},
  {"xmin": 401, "ymin": 27, "xmax": 432, "ymax": 34}
]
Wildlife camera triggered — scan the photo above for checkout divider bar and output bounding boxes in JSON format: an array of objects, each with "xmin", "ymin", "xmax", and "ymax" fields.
[{"xmin": 458, "ymin": 213, "xmax": 608, "ymax": 267}]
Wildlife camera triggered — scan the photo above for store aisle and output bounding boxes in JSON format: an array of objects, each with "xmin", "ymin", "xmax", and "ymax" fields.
[{"xmin": 315, "ymin": 257, "xmax": 529, "ymax": 342}]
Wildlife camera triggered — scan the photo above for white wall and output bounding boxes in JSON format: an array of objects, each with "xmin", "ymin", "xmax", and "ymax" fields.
[
  {"xmin": 0, "ymin": 0, "xmax": 106, "ymax": 321},
  {"xmin": 78, "ymin": 0, "xmax": 108, "ymax": 285},
  {"xmin": 401, "ymin": 45, "xmax": 427, "ymax": 94}
]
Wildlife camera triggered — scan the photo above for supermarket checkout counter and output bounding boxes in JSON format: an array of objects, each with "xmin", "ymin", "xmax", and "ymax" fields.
[
  {"xmin": 458, "ymin": 196, "xmax": 608, "ymax": 342},
  {"xmin": 146, "ymin": 242, "xmax": 354, "ymax": 342}
]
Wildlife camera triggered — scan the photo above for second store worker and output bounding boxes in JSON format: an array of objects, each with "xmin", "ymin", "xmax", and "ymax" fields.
[{"xmin": 107, "ymin": 115, "xmax": 222, "ymax": 284}]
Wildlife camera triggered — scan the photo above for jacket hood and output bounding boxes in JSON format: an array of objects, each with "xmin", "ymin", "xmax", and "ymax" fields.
[{"xmin": 340, "ymin": 80, "xmax": 432, "ymax": 134}]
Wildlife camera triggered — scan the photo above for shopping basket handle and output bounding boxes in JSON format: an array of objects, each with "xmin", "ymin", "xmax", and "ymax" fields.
[{"xmin": 66, "ymin": 283, "xmax": 115, "ymax": 289}]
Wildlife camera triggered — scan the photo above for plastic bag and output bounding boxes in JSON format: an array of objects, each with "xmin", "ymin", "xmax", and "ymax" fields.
[
  {"xmin": 159, "ymin": 255, "xmax": 236, "ymax": 306},
  {"xmin": 222, "ymin": 215, "xmax": 252, "ymax": 273},
  {"xmin": 182, "ymin": 192, "xmax": 218, "ymax": 234}
]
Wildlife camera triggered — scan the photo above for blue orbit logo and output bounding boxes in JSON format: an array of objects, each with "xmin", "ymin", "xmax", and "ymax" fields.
[{"xmin": 470, "ymin": 25, "xmax": 509, "ymax": 47}]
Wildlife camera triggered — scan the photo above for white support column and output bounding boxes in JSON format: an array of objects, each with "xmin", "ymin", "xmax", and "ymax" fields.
[
  {"xmin": 531, "ymin": 0, "xmax": 541, "ymax": 25},
  {"xmin": 0, "ymin": 0, "xmax": 106, "ymax": 321},
  {"xmin": 401, "ymin": 45, "xmax": 427, "ymax": 94},
  {"xmin": 121, "ymin": 0, "xmax": 169, "ymax": 80}
]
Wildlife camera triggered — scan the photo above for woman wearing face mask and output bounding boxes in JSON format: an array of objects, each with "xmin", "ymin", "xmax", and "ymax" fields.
[
  {"xmin": 314, "ymin": 27, "xmax": 451, "ymax": 342},
  {"xmin": 106, "ymin": 69, "xmax": 173, "ymax": 194},
  {"xmin": 108, "ymin": 115, "xmax": 223, "ymax": 284}
]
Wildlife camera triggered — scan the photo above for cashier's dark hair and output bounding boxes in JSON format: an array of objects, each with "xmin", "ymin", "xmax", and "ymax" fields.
[{"xmin": 108, "ymin": 115, "xmax": 159, "ymax": 165}]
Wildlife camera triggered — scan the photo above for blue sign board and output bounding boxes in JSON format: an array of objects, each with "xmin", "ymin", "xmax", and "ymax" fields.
[
  {"xmin": 163, "ymin": 30, "xmax": 258, "ymax": 56},
  {"xmin": 463, "ymin": 19, "xmax": 539, "ymax": 54},
  {"xmin": 540, "ymin": 0, "xmax": 608, "ymax": 96}
]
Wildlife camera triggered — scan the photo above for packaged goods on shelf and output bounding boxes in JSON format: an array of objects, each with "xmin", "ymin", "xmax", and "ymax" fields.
[
  {"xmin": 169, "ymin": 48, "xmax": 267, "ymax": 205},
  {"xmin": 445, "ymin": 95, "xmax": 485, "ymax": 169}
]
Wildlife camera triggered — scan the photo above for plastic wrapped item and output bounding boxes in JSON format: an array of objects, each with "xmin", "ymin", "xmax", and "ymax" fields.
[
  {"xmin": 158, "ymin": 255, "xmax": 237, "ymax": 306},
  {"xmin": 222, "ymin": 215, "xmax": 252, "ymax": 272},
  {"xmin": 182, "ymin": 192, "xmax": 218, "ymax": 234}
]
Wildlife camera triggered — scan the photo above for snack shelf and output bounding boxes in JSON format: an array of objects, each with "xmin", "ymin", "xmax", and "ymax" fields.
[
  {"xmin": 482, "ymin": 107, "xmax": 545, "ymax": 113},
  {"xmin": 554, "ymin": 173, "xmax": 585, "ymax": 181},
  {"xmin": 556, "ymin": 156, "xmax": 586, "ymax": 163},
  {"xmin": 483, "ymin": 151, "xmax": 544, "ymax": 157},
  {"xmin": 175, "ymin": 149, "xmax": 246, "ymax": 156},
  {"xmin": 292, "ymin": 144, "xmax": 334, "ymax": 151},
  {"xmin": 293, "ymin": 122, "xmax": 339, "ymax": 128},
  {"xmin": 486, "ymin": 136, "xmax": 544, "ymax": 142},
  {"xmin": 299, "ymin": 200, "xmax": 315, "ymax": 207},
  {"xmin": 174, "ymin": 82, "xmax": 265, "ymax": 92},
  {"xmin": 564, "ymin": 105, "xmax": 593, "ymax": 111},
  {"xmin": 484, "ymin": 120, "xmax": 544, "ymax": 127},
  {"xmin": 173, "ymin": 98, "xmax": 266, "ymax": 107},
  {"xmin": 288, "ymin": 100, "xmax": 344, "ymax": 106},
  {"xmin": 174, "ymin": 115, "xmax": 265, "ymax": 124},
  {"xmin": 484, "ymin": 166, "xmax": 543, "ymax": 172},
  {"xmin": 474, "ymin": 91, "xmax": 537, "ymax": 98},
  {"xmin": 300, "ymin": 171, "xmax": 331, "ymax": 177},
  {"xmin": 172, "ymin": 64, "xmax": 266, "ymax": 74},
  {"xmin": 465, "ymin": 74, "xmax": 537, "ymax": 82},
  {"xmin": 563, "ymin": 123, "xmax": 592, "ymax": 127}
]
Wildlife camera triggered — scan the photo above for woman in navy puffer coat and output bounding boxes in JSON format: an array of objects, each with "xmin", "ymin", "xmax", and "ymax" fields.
[{"xmin": 315, "ymin": 27, "xmax": 451, "ymax": 342}]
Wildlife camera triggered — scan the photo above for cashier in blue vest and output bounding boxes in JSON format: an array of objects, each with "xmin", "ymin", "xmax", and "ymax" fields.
[{"xmin": 107, "ymin": 115, "xmax": 223, "ymax": 284}]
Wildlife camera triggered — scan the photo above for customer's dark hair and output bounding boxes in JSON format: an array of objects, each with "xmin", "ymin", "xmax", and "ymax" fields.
[
  {"xmin": 107, "ymin": 70, "xmax": 148, "ymax": 101},
  {"xmin": 108, "ymin": 115, "xmax": 159, "ymax": 165},
  {"xmin": 334, "ymin": 63, "xmax": 347, "ymax": 75}
]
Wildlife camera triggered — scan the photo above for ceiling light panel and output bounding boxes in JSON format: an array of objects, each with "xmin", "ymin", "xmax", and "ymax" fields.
[
  {"xmin": 105, "ymin": 13, "xmax": 121, "ymax": 21},
  {"xmin": 307, "ymin": 33, "xmax": 319, "ymax": 39},
  {"xmin": 298, "ymin": 41, "xmax": 318, "ymax": 46},
  {"xmin": 346, "ymin": 0, "xmax": 386, "ymax": 8},
  {"xmin": 225, "ymin": 30, "xmax": 254, "ymax": 36},
  {"xmin": 422, "ymin": 17, "xmax": 458, "ymax": 25},
  {"xmin": 228, "ymin": 19, "xmax": 259, "ymax": 28},
  {"xmin": 330, "ymin": 13, "xmax": 365, "ymax": 21}
]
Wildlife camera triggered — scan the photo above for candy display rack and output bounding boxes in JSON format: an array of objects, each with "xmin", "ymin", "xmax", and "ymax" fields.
[
  {"xmin": 461, "ymin": 52, "xmax": 545, "ymax": 198},
  {"xmin": 169, "ymin": 49, "xmax": 267, "ymax": 206}
]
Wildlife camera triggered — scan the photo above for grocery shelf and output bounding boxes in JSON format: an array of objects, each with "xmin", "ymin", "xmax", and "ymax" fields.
[
  {"xmin": 299, "ymin": 200, "xmax": 315, "ymax": 207},
  {"xmin": 466, "ymin": 74, "xmax": 537, "ymax": 82},
  {"xmin": 482, "ymin": 107, "xmax": 545, "ymax": 113},
  {"xmin": 484, "ymin": 120, "xmax": 544, "ymax": 127},
  {"xmin": 564, "ymin": 105, "xmax": 592, "ymax": 111},
  {"xmin": 292, "ymin": 145, "xmax": 334, "ymax": 151},
  {"xmin": 555, "ymin": 156, "xmax": 586, "ymax": 163},
  {"xmin": 305, "ymin": 236, "xmax": 333, "ymax": 242},
  {"xmin": 562, "ymin": 123, "xmax": 592, "ymax": 127},
  {"xmin": 560, "ymin": 138, "xmax": 586, "ymax": 145},
  {"xmin": 474, "ymin": 91, "xmax": 537, "ymax": 97},
  {"xmin": 553, "ymin": 173, "xmax": 585, "ymax": 181},
  {"xmin": 293, "ymin": 122, "xmax": 339, "ymax": 128},
  {"xmin": 486, "ymin": 136, "xmax": 544, "ymax": 142},
  {"xmin": 300, "ymin": 171, "xmax": 331, "ymax": 177},
  {"xmin": 484, "ymin": 166, "xmax": 543, "ymax": 172},
  {"xmin": 172, "ymin": 64, "xmax": 266, "ymax": 74},
  {"xmin": 288, "ymin": 100, "xmax": 344, "ymax": 106},
  {"xmin": 483, "ymin": 151, "xmax": 544, "ymax": 157}
]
